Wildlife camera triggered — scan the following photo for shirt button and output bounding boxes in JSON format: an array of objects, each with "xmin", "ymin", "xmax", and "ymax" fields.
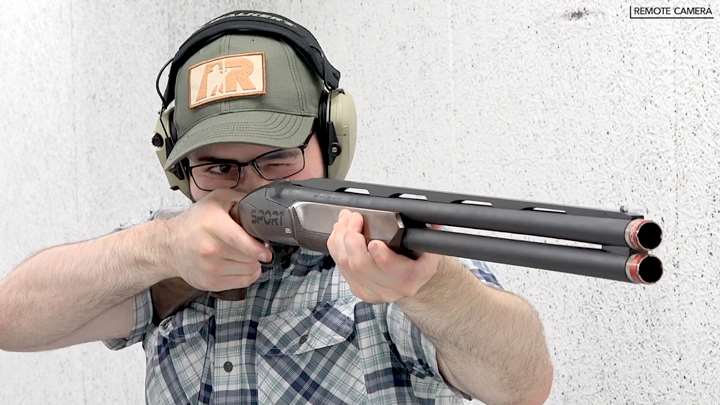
[{"xmin": 223, "ymin": 361, "xmax": 233, "ymax": 373}]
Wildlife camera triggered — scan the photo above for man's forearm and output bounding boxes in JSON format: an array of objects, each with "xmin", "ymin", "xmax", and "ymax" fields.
[
  {"xmin": 0, "ymin": 220, "xmax": 171, "ymax": 350},
  {"xmin": 398, "ymin": 257, "xmax": 553, "ymax": 405}
]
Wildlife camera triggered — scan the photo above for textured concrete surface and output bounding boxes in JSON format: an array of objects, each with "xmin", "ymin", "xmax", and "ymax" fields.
[{"xmin": 1, "ymin": 1, "xmax": 718, "ymax": 404}]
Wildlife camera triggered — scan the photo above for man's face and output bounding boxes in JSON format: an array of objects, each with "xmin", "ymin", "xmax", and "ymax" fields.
[{"xmin": 187, "ymin": 133, "xmax": 326, "ymax": 201}]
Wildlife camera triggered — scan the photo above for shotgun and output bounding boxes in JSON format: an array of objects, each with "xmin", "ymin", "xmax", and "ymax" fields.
[{"xmin": 151, "ymin": 178, "xmax": 663, "ymax": 320}]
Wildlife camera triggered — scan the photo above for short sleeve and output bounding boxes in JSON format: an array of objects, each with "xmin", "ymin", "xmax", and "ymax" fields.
[
  {"xmin": 386, "ymin": 302, "xmax": 471, "ymax": 400},
  {"xmin": 102, "ymin": 207, "xmax": 184, "ymax": 350},
  {"xmin": 112, "ymin": 206, "xmax": 187, "ymax": 233},
  {"xmin": 103, "ymin": 289, "xmax": 153, "ymax": 350},
  {"xmin": 457, "ymin": 258, "xmax": 502, "ymax": 289},
  {"xmin": 384, "ymin": 259, "xmax": 500, "ymax": 400}
]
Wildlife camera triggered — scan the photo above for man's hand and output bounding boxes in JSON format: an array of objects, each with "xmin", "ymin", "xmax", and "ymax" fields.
[
  {"xmin": 326, "ymin": 209, "xmax": 441, "ymax": 303},
  {"xmin": 162, "ymin": 189, "xmax": 273, "ymax": 292}
]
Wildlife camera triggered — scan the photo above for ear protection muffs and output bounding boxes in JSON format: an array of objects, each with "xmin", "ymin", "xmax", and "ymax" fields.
[{"xmin": 151, "ymin": 10, "xmax": 357, "ymax": 200}]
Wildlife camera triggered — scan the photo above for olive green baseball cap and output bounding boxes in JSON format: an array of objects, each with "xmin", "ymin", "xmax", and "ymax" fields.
[{"xmin": 164, "ymin": 34, "xmax": 322, "ymax": 170}]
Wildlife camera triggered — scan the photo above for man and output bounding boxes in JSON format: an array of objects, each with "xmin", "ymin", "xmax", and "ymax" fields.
[{"xmin": 0, "ymin": 11, "xmax": 552, "ymax": 405}]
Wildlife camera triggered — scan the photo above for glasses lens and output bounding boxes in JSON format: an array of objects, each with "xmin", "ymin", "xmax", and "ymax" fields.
[
  {"xmin": 254, "ymin": 148, "xmax": 305, "ymax": 180},
  {"xmin": 191, "ymin": 163, "xmax": 240, "ymax": 191}
]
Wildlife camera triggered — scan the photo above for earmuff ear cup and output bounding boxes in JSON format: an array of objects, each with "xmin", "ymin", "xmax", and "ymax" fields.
[
  {"xmin": 327, "ymin": 90, "xmax": 357, "ymax": 180},
  {"xmin": 153, "ymin": 108, "xmax": 192, "ymax": 199}
]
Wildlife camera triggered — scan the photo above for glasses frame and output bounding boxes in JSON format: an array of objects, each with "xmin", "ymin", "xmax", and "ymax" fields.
[{"xmin": 186, "ymin": 141, "xmax": 310, "ymax": 192}]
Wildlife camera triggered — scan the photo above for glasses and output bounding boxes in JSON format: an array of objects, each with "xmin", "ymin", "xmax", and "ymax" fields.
[{"xmin": 187, "ymin": 144, "xmax": 308, "ymax": 192}]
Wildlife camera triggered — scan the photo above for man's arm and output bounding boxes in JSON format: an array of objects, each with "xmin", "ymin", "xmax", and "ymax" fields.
[
  {"xmin": 0, "ymin": 189, "xmax": 273, "ymax": 352},
  {"xmin": 0, "ymin": 221, "xmax": 169, "ymax": 351},
  {"xmin": 12, "ymin": 297, "xmax": 135, "ymax": 352},
  {"xmin": 397, "ymin": 257, "xmax": 553, "ymax": 405},
  {"xmin": 327, "ymin": 210, "xmax": 552, "ymax": 404}
]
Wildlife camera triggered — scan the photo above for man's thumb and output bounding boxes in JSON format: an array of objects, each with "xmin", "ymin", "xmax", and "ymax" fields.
[{"xmin": 205, "ymin": 189, "xmax": 246, "ymax": 212}]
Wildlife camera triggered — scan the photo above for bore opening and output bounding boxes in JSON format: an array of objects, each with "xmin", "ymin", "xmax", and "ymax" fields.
[
  {"xmin": 637, "ymin": 221, "xmax": 663, "ymax": 250},
  {"xmin": 638, "ymin": 255, "xmax": 663, "ymax": 284}
]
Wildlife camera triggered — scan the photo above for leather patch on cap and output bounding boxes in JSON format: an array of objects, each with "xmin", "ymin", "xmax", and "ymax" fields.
[{"xmin": 188, "ymin": 52, "xmax": 266, "ymax": 108}]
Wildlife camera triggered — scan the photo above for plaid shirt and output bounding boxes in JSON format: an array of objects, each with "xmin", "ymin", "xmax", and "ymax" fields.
[{"xmin": 105, "ymin": 211, "xmax": 501, "ymax": 404}]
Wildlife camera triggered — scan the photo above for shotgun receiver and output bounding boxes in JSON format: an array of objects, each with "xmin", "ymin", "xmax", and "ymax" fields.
[{"xmin": 230, "ymin": 178, "xmax": 664, "ymax": 284}]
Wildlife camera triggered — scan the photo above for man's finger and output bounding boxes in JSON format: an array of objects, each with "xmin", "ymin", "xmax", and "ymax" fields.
[
  {"xmin": 331, "ymin": 227, "xmax": 349, "ymax": 269},
  {"xmin": 216, "ymin": 261, "xmax": 261, "ymax": 277},
  {"xmin": 344, "ymin": 233, "xmax": 413, "ymax": 292},
  {"xmin": 218, "ymin": 271, "xmax": 262, "ymax": 290},
  {"xmin": 218, "ymin": 254, "xmax": 262, "ymax": 268},
  {"xmin": 365, "ymin": 240, "xmax": 419, "ymax": 288},
  {"xmin": 212, "ymin": 216, "xmax": 272, "ymax": 262},
  {"xmin": 347, "ymin": 211, "xmax": 364, "ymax": 233},
  {"xmin": 336, "ymin": 264, "xmax": 376, "ymax": 302},
  {"xmin": 370, "ymin": 240, "xmax": 417, "ymax": 267},
  {"xmin": 345, "ymin": 231, "xmax": 375, "ymax": 272}
]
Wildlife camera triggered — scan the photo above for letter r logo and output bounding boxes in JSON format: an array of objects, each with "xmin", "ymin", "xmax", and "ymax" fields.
[{"xmin": 188, "ymin": 52, "xmax": 266, "ymax": 108}]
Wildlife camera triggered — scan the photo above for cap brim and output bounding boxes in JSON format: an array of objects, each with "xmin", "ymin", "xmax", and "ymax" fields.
[{"xmin": 164, "ymin": 110, "xmax": 315, "ymax": 170}]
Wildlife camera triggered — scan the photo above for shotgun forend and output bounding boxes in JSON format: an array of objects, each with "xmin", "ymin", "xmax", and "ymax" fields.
[{"xmin": 230, "ymin": 179, "xmax": 664, "ymax": 284}]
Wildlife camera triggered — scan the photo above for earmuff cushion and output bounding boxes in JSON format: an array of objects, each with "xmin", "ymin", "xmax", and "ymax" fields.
[{"xmin": 327, "ymin": 90, "xmax": 357, "ymax": 180}]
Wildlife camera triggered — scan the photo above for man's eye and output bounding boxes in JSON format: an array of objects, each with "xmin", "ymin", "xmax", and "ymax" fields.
[{"xmin": 208, "ymin": 164, "xmax": 236, "ymax": 176}]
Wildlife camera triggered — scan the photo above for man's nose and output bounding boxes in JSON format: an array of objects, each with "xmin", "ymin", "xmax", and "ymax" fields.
[{"xmin": 233, "ymin": 168, "xmax": 270, "ymax": 194}]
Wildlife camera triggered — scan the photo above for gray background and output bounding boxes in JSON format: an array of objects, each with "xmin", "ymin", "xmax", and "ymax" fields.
[{"xmin": 1, "ymin": 1, "xmax": 718, "ymax": 404}]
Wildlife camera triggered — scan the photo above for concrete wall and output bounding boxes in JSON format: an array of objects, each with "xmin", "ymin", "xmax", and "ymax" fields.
[{"xmin": 1, "ymin": 1, "xmax": 718, "ymax": 403}]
